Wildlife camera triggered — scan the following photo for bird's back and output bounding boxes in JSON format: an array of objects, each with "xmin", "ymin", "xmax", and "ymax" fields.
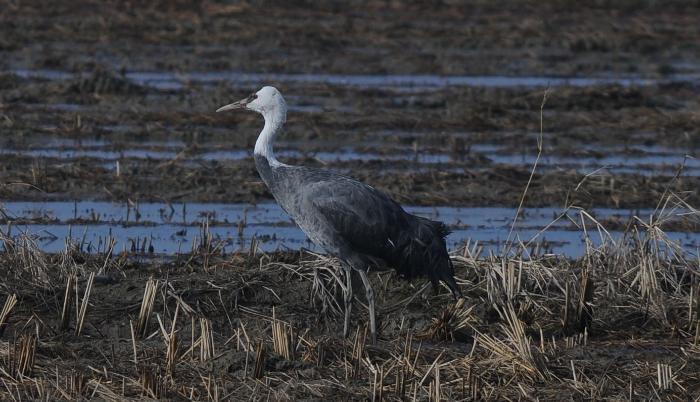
[
  {"xmin": 267, "ymin": 162, "xmax": 407, "ymax": 252},
  {"xmin": 260, "ymin": 160, "xmax": 460, "ymax": 296}
]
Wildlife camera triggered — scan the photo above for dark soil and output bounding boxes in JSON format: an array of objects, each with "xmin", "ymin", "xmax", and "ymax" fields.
[
  {"xmin": 0, "ymin": 1, "xmax": 699, "ymax": 208},
  {"xmin": 1, "ymin": 2, "xmax": 700, "ymax": 400},
  {"xmin": 1, "ymin": 248, "xmax": 698, "ymax": 400}
]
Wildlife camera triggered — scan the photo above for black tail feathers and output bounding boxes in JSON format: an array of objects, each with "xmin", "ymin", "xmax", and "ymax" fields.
[{"xmin": 391, "ymin": 217, "xmax": 462, "ymax": 298}]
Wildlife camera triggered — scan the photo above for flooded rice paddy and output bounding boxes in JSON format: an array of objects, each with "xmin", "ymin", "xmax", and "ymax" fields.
[
  {"xmin": 1, "ymin": 66, "xmax": 698, "ymax": 256},
  {"xmin": 1, "ymin": 3, "xmax": 698, "ymax": 258},
  {"xmin": 2, "ymin": 201, "xmax": 698, "ymax": 258},
  {"xmin": 11, "ymin": 68, "xmax": 700, "ymax": 91},
  {"xmin": 3, "ymin": 2, "xmax": 700, "ymax": 400},
  {"xmin": 0, "ymin": 139, "xmax": 697, "ymax": 176}
]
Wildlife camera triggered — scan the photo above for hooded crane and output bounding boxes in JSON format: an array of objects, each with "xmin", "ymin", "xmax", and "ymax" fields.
[{"xmin": 217, "ymin": 86, "xmax": 462, "ymax": 342}]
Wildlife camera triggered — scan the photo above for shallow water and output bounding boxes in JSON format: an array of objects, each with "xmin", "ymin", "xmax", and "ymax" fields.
[
  {"xmin": 10, "ymin": 69, "xmax": 700, "ymax": 91},
  {"xmin": 487, "ymin": 152, "xmax": 699, "ymax": 174},
  {"xmin": 26, "ymin": 100, "xmax": 332, "ymax": 116},
  {"xmin": 1, "ymin": 141, "xmax": 696, "ymax": 176},
  {"xmin": 1, "ymin": 201, "xmax": 697, "ymax": 258}
]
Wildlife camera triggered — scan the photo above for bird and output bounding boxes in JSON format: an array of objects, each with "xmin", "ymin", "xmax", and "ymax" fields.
[{"xmin": 216, "ymin": 86, "xmax": 462, "ymax": 342}]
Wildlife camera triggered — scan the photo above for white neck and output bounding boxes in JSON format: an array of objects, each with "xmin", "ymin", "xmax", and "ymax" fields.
[{"xmin": 254, "ymin": 106, "xmax": 287, "ymax": 167}]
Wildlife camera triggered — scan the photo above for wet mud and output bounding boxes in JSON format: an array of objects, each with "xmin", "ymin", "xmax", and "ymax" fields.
[
  {"xmin": 0, "ymin": 2, "xmax": 699, "ymax": 209},
  {"xmin": 1, "ymin": 1, "xmax": 700, "ymax": 400}
]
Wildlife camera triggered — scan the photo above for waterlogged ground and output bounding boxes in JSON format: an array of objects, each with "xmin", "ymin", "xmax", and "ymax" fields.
[
  {"xmin": 1, "ymin": 1, "xmax": 700, "ymax": 212},
  {"xmin": 1, "ymin": 69, "xmax": 699, "ymax": 206},
  {"xmin": 2, "ymin": 65, "xmax": 699, "ymax": 254},
  {"xmin": 1, "ymin": 2, "xmax": 700, "ymax": 400},
  {"xmin": 2, "ymin": 200, "xmax": 699, "ymax": 258}
]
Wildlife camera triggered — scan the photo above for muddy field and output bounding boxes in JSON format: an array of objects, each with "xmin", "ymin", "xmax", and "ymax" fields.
[
  {"xmin": 1, "ymin": 231, "xmax": 700, "ymax": 400},
  {"xmin": 1, "ymin": 1, "xmax": 700, "ymax": 400},
  {"xmin": 0, "ymin": 1, "xmax": 699, "ymax": 209}
]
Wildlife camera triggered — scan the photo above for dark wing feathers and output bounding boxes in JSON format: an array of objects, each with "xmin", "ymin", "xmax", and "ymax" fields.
[
  {"xmin": 309, "ymin": 177, "xmax": 409, "ymax": 257},
  {"xmin": 307, "ymin": 174, "xmax": 459, "ymax": 294},
  {"xmin": 275, "ymin": 166, "xmax": 460, "ymax": 297}
]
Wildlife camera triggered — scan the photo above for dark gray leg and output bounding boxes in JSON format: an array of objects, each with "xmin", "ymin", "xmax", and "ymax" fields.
[
  {"xmin": 358, "ymin": 270, "xmax": 377, "ymax": 344},
  {"xmin": 343, "ymin": 264, "xmax": 353, "ymax": 338}
]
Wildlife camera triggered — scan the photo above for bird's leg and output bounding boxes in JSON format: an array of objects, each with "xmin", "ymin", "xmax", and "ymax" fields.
[
  {"xmin": 358, "ymin": 270, "xmax": 377, "ymax": 344},
  {"xmin": 342, "ymin": 265, "xmax": 353, "ymax": 338}
]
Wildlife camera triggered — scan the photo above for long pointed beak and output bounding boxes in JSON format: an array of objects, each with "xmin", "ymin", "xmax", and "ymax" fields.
[{"xmin": 216, "ymin": 99, "xmax": 247, "ymax": 112}]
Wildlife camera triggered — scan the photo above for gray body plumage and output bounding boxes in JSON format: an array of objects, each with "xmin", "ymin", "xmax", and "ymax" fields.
[{"xmin": 255, "ymin": 155, "xmax": 461, "ymax": 295}]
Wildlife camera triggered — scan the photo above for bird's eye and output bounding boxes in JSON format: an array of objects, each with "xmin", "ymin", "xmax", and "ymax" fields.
[{"xmin": 250, "ymin": 93, "xmax": 258, "ymax": 100}]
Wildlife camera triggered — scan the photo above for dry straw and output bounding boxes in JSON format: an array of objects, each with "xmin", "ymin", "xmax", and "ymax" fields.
[
  {"xmin": 75, "ymin": 272, "xmax": 95, "ymax": 336},
  {"xmin": 136, "ymin": 277, "xmax": 158, "ymax": 337},
  {"xmin": 60, "ymin": 274, "xmax": 76, "ymax": 331},
  {"xmin": 14, "ymin": 333, "xmax": 37, "ymax": 377},
  {"xmin": 0, "ymin": 294, "xmax": 17, "ymax": 337},
  {"xmin": 271, "ymin": 307, "xmax": 294, "ymax": 360}
]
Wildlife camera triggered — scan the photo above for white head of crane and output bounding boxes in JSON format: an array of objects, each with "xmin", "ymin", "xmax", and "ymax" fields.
[{"xmin": 216, "ymin": 86, "xmax": 287, "ymax": 165}]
